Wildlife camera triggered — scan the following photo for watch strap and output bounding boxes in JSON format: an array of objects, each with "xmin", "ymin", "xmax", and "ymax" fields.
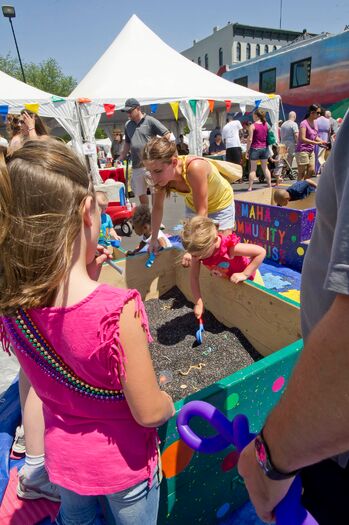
[{"xmin": 255, "ymin": 428, "xmax": 300, "ymax": 480}]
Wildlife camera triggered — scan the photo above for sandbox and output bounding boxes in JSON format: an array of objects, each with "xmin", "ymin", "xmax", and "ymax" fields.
[
  {"xmin": 235, "ymin": 187, "xmax": 316, "ymax": 271},
  {"xmin": 98, "ymin": 248, "xmax": 303, "ymax": 523}
]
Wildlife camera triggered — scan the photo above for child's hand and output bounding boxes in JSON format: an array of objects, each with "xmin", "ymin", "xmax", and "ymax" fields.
[
  {"xmin": 87, "ymin": 245, "xmax": 112, "ymax": 281},
  {"xmin": 181, "ymin": 252, "xmax": 192, "ymax": 268},
  {"xmin": 230, "ymin": 272, "xmax": 248, "ymax": 284},
  {"xmin": 194, "ymin": 300, "xmax": 204, "ymax": 319}
]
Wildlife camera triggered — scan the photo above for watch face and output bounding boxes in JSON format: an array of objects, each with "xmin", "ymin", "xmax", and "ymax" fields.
[{"xmin": 255, "ymin": 436, "xmax": 267, "ymax": 466}]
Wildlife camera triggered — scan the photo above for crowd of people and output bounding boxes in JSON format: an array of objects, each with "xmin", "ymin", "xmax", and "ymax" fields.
[{"xmin": 0, "ymin": 99, "xmax": 347, "ymax": 525}]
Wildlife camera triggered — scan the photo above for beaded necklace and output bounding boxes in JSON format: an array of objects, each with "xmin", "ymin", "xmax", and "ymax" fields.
[{"xmin": 5, "ymin": 308, "xmax": 125, "ymax": 402}]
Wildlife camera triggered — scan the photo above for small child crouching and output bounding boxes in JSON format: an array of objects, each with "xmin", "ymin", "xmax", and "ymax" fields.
[
  {"xmin": 95, "ymin": 190, "xmax": 121, "ymax": 252},
  {"xmin": 127, "ymin": 205, "xmax": 172, "ymax": 256},
  {"xmin": 182, "ymin": 216, "xmax": 266, "ymax": 319}
]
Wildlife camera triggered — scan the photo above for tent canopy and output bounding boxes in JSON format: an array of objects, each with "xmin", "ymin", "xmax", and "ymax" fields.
[{"xmin": 71, "ymin": 15, "xmax": 280, "ymax": 148}]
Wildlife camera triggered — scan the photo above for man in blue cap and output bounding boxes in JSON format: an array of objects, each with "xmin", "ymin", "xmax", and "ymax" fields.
[{"xmin": 118, "ymin": 98, "xmax": 170, "ymax": 205}]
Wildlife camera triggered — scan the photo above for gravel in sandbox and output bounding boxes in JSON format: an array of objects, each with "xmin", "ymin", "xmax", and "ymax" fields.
[{"xmin": 144, "ymin": 287, "xmax": 262, "ymax": 402}]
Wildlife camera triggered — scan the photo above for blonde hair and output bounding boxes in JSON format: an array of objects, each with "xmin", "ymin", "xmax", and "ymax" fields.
[
  {"xmin": 274, "ymin": 188, "xmax": 290, "ymax": 206},
  {"xmin": 142, "ymin": 136, "xmax": 177, "ymax": 164},
  {"xmin": 181, "ymin": 216, "xmax": 218, "ymax": 257},
  {"xmin": 95, "ymin": 190, "xmax": 109, "ymax": 205},
  {"xmin": 0, "ymin": 139, "xmax": 94, "ymax": 316}
]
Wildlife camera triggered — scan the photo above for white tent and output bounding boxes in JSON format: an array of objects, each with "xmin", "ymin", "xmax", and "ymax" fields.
[
  {"xmin": 70, "ymin": 15, "xmax": 280, "ymax": 155},
  {"xmin": 0, "ymin": 69, "xmax": 84, "ymax": 153}
]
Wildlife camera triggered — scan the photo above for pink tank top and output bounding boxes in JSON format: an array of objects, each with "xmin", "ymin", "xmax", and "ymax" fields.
[
  {"xmin": 0, "ymin": 284, "xmax": 158, "ymax": 495},
  {"xmin": 201, "ymin": 233, "xmax": 255, "ymax": 280},
  {"xmin": 251, "ymin": 122, "xmax": 268, "ymax": 149}
]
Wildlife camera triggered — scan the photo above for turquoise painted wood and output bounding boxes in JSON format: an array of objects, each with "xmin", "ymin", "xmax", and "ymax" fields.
[{"xmin": 158, "ymin": 339, "xmax": 303, "ymax": 524}]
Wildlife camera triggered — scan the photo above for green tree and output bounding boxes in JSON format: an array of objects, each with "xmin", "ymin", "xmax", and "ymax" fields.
[{"xmin": 0, "ymin": 54, "xmax": 77, "ymax": 96}]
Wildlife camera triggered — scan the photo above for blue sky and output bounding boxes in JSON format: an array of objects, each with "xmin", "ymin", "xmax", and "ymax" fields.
[{"xmin": 1, "ymin": 0, "xmax": 348, "ymax": 82}]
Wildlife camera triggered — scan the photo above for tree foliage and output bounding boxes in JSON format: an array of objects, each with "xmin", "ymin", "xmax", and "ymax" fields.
[{"xmin": 0, "ymin": 54, "xmax": 77, "ymax": 96}]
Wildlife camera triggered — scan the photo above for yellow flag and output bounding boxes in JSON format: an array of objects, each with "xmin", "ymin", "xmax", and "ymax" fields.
[
  {"xmin": 267, "ymin": 94, "xmax": 276, "ymax": 99},
  {"xmin": 24, "ymin": 103, "xmax": 39, "ymax": 114},
  {"xmin": 169, "ymin": 102, "xmax": 179, "ymax": 121}
]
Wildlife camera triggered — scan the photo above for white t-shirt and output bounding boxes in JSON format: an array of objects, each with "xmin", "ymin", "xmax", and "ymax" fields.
[
  {"xmin": 142, "ymin": 230, "xmax": 172, "ymax": 248},
  {"xmin": 222, "ymin": 120, "xmax": 242, "ymax": 149}
]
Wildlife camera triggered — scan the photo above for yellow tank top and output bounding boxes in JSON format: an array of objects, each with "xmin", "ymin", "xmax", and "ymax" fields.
[{"xmin": 174, "ymin": 156, "xmax": 233, "ymax": 213}]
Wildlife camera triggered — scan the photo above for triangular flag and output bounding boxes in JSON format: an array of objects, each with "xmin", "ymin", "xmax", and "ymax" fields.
[
  {"xmin": 169, "ymin": 102, "xmax": 179, "ymax": 121},
  {"xmin": 240, "ymin": 104, "xmax": 246, "ymax": 115},
  {"xmin": 150, "ymin": 103, "xmax": 158, "ymax": 114},
  {"xmin": 255, "ymin": 99, "xmax": 262, "ymax": 108},
  {"xmin": 104, "ymin": 103, "xmax": 115, "ymax": 118},
  {"xmin": 51, "ymin": 95, "xmax": 65, "ymax": 103},
  {"xmin": 208, "ymin": 100, "xmax": 215, "ymax": 113},
  {"xmin": 78, "ymin": 98, "xmax": 91, "ymax": 104},
  {"xmin": 189, "ymin": 100, "xmax": 197, "ymax": 116},
  {"xmin": 268, "ymin": 94, "xmax": 276, "ymax": 99},
  {"xmin": 24, "ymin": 103, "xmax": 39, "ymax": 114},
  {"xmin": 0, "ymin": 105, "xmax": 9, "ymax": 122},
  {"xmin": 225, "ymin": 100, "xmax": 232, "ymax": 113}
]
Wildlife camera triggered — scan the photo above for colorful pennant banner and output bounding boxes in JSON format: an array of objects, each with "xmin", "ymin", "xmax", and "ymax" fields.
[
  {"xmin": 268, "ymin": 94, "xmax": 276, "ymax": 99},
  {"xmin": 0, "ymin": 105, "xmax": 9, "ymax": 122},
  {"xmin": 189, "ymin": 99, "xmax": 197, "ymax": 116},
  {"xmin": 51, "ymin": 95, "xmax": 65, "ymax": 103},
  {"xmin": 150, "ymin": 103, "xmax": 158, "ymax": 114},
  {"xmin": 255, "ymin": 99, "xmax": 262, "ymax": 108},
  {"xmin": 169, "ymin": 102, "xmax": 179, "ymax": 121},
  {"xmin": 225, "ymin": 100, "xmax": 232, "ymax": 113},
  {"xmin": 24, "ymin": 103, "xmax": 39, "ymax": 114},
  {"xmin": 78, "ymin": 98, "xmax": 91, "ymax": 104},
  {"xmin": 104, "ymin": 103, "xmax": 115, "ymax": 118},
  {"xmin": 240, "ymin": 104, "xmax": 246, "ymax": 115},
  {"xmin": 208, "ymin": 100, "xmax": 215, "ymax": 113}
]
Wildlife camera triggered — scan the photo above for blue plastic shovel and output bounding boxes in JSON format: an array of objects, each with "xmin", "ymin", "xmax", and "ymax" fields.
[{"xmin": 195, "ymin": 316, "xmax": 204, "ymax": 344}]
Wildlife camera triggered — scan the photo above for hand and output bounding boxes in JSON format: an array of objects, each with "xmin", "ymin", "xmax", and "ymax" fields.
[
  {"xmin": 148, "ymin": 238, "xmax": 160, "ymax": 255},
  {"xmin": 181, "ymin": 252, "xmax": 192, "ymax": 268},
  {"xmin": 22, "ymin": 111, "xmax": 36, "ymax": 132},
  {"xmin": 238, "ymin": 440, "xmax": 294, "ymax": 523},
  {"xmin": 126, "ymin": 250, "xmax": 135, "ymax": 257},
  {"xmin": 230, "ymin": 272, "xmax": 248, "ymax": 284},
  {"xmin": 87, "ymin": 244, "xmax": 112, "ymax": 281},
  {"xmin": 194, "ymin": 300, "xmax": 204, "ymax": 319}
]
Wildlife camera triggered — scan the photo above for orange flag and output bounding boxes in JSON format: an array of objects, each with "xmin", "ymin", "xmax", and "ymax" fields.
[{"xmin": 208, "ymin": 100, "xmax": 215, "ymax": 112}]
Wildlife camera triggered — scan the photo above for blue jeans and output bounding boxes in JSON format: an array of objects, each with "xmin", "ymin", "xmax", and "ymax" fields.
[{"xmin": 55, "ymin": 471, "xmax": 160, "ymax": 525}]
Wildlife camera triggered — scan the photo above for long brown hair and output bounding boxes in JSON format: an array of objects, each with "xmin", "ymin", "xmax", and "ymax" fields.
[
  {"xmin": 254, "ymin": 109, "xmax": 267, "ymax": 124},
  {"xmin": 0, "ymin": 139, "xmax": 94, "ymax": 316},
  {"xmin": 20, "ymin": 109, "xmax": 49, "ymax": 136}
]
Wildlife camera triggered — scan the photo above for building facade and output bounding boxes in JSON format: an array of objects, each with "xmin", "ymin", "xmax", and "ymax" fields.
[{"xmin": 181, "ymin": 22, "xmax": 313, "ymax": 75}]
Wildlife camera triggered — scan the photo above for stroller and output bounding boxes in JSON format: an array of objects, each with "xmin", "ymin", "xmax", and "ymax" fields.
[{"xmin": 258, "ymin": 144, "xmax": 297, "ymax": 183}]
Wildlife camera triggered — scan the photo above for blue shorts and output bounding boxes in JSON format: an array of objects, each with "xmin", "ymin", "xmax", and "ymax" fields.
[
  {"xmin": 249, "ymin": 147, "xmax": 269, "ymax": 161},
  {"xmin": 185, "ymin": 201, "xmax": 235, "ymax": 230}
]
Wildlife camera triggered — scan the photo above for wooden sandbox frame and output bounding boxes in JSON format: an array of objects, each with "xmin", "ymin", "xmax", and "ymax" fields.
[{"xmin": 99, "ymin": 249, "xmax": 303, "ymax": 523}]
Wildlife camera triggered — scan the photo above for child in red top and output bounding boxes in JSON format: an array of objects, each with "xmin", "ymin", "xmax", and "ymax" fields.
[{"xmin": 182, "ymin": 216, "xmax": 266, "ymax": 318}]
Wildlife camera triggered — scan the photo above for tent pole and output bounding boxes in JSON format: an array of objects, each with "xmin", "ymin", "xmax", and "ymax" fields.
[{"xmin": 75, "ymin": 102, "xmax": 102, "ymax": 184}]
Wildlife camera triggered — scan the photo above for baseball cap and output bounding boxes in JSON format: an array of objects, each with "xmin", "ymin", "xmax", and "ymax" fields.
[{"xmin": 121, "ymin": 98, "xmax": 140, "ymax": 112}]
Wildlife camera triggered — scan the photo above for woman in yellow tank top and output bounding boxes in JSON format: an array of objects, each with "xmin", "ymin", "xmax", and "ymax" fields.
[{"xmin": 142, "ymin": 137, "xmax": 235, "ymax": 264}]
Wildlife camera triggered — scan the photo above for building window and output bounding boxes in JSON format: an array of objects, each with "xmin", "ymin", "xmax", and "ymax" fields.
[
  {"xmin": 236, "ymin": 42, "xmax": 241, "ymax": 61},
  {"xmin": 273, "ymin": 45, "xmax": 277, "ymax": 51},
  {"xmin": 234, "ymin": 76, "xmax": 248, "ymax": 87},
  {"xmin": 259, "ymin": 68, "xmax": 276, "ymax": 93},
  {"xmin": 290, "ymin": 57, "xmax": 312, "ymax": 88},
  {"xmin": 246, "ymin": 43, "xmax": 251, "ymax": 60},
  {"xmin": 256, "ymin": 44, "xmax": 260, "ymax": 56},
  {"xmin": 205, "ymin": 53, "xmax": 209, "ymax": 69},
  {"xmin": 219, "ymin": 47, "xmax": 223, "ymax": 66},
  {"xmin": 264, "ymin": 45, "xmax": 269, "ymax": 54},
  {"xmin": 198, "ymin": 57, "xmax": 201, "ymax": 66}
]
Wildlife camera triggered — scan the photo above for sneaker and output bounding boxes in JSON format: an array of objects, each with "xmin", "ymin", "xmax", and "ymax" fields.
[
  {"xmin": 17, "ymin": 467, "xmax": 61, "ymax": 502},
  {"xmin": 160, "ymin": 223, "xmax": 165, "ymax": 230},
  {"xmin": 12, "ymin": 425, "xmax": 26, "ymax": 455}
]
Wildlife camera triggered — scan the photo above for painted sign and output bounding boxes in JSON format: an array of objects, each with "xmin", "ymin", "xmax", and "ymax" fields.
[{"xmin": 235, "ymin": 200, "xmax": 316, "ymax": 271}]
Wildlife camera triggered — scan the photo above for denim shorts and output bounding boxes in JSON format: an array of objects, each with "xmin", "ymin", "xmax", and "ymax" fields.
[
  {"xmin": 185, "ymin": 201, "xmax": 235, "ymax": 230},
  {"xmin": 249, "ymin": 147, "xmax": 270, "ymax": 161}
]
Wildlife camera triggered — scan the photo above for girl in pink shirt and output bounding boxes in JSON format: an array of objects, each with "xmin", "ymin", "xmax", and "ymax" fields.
[
  {"xmin": 0, "ymin": 139, "xmax": 174, "ymax": 525},
  {"xmin": 181, "ymin": 216, "xmax": 266, "ymax": 319}
]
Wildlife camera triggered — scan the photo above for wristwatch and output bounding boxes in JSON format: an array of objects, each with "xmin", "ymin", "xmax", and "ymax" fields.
[{"xmin": 254, "ymin": 429, "xmax": 300, "ymax": 480}]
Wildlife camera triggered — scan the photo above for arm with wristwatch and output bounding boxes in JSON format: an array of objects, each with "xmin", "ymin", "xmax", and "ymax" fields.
[{"xmin": 238, "ymin": 293, "xmax": 349, "ymax": 523}]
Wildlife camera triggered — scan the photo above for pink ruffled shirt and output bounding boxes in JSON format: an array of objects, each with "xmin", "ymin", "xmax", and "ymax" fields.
[
  {"xmin": 201, "ymin": 233, "xmax": 255, "ymax": 280},
  {"xmin": 1, "ymin": 284, "xmax": 158, "ymax": 495}
]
